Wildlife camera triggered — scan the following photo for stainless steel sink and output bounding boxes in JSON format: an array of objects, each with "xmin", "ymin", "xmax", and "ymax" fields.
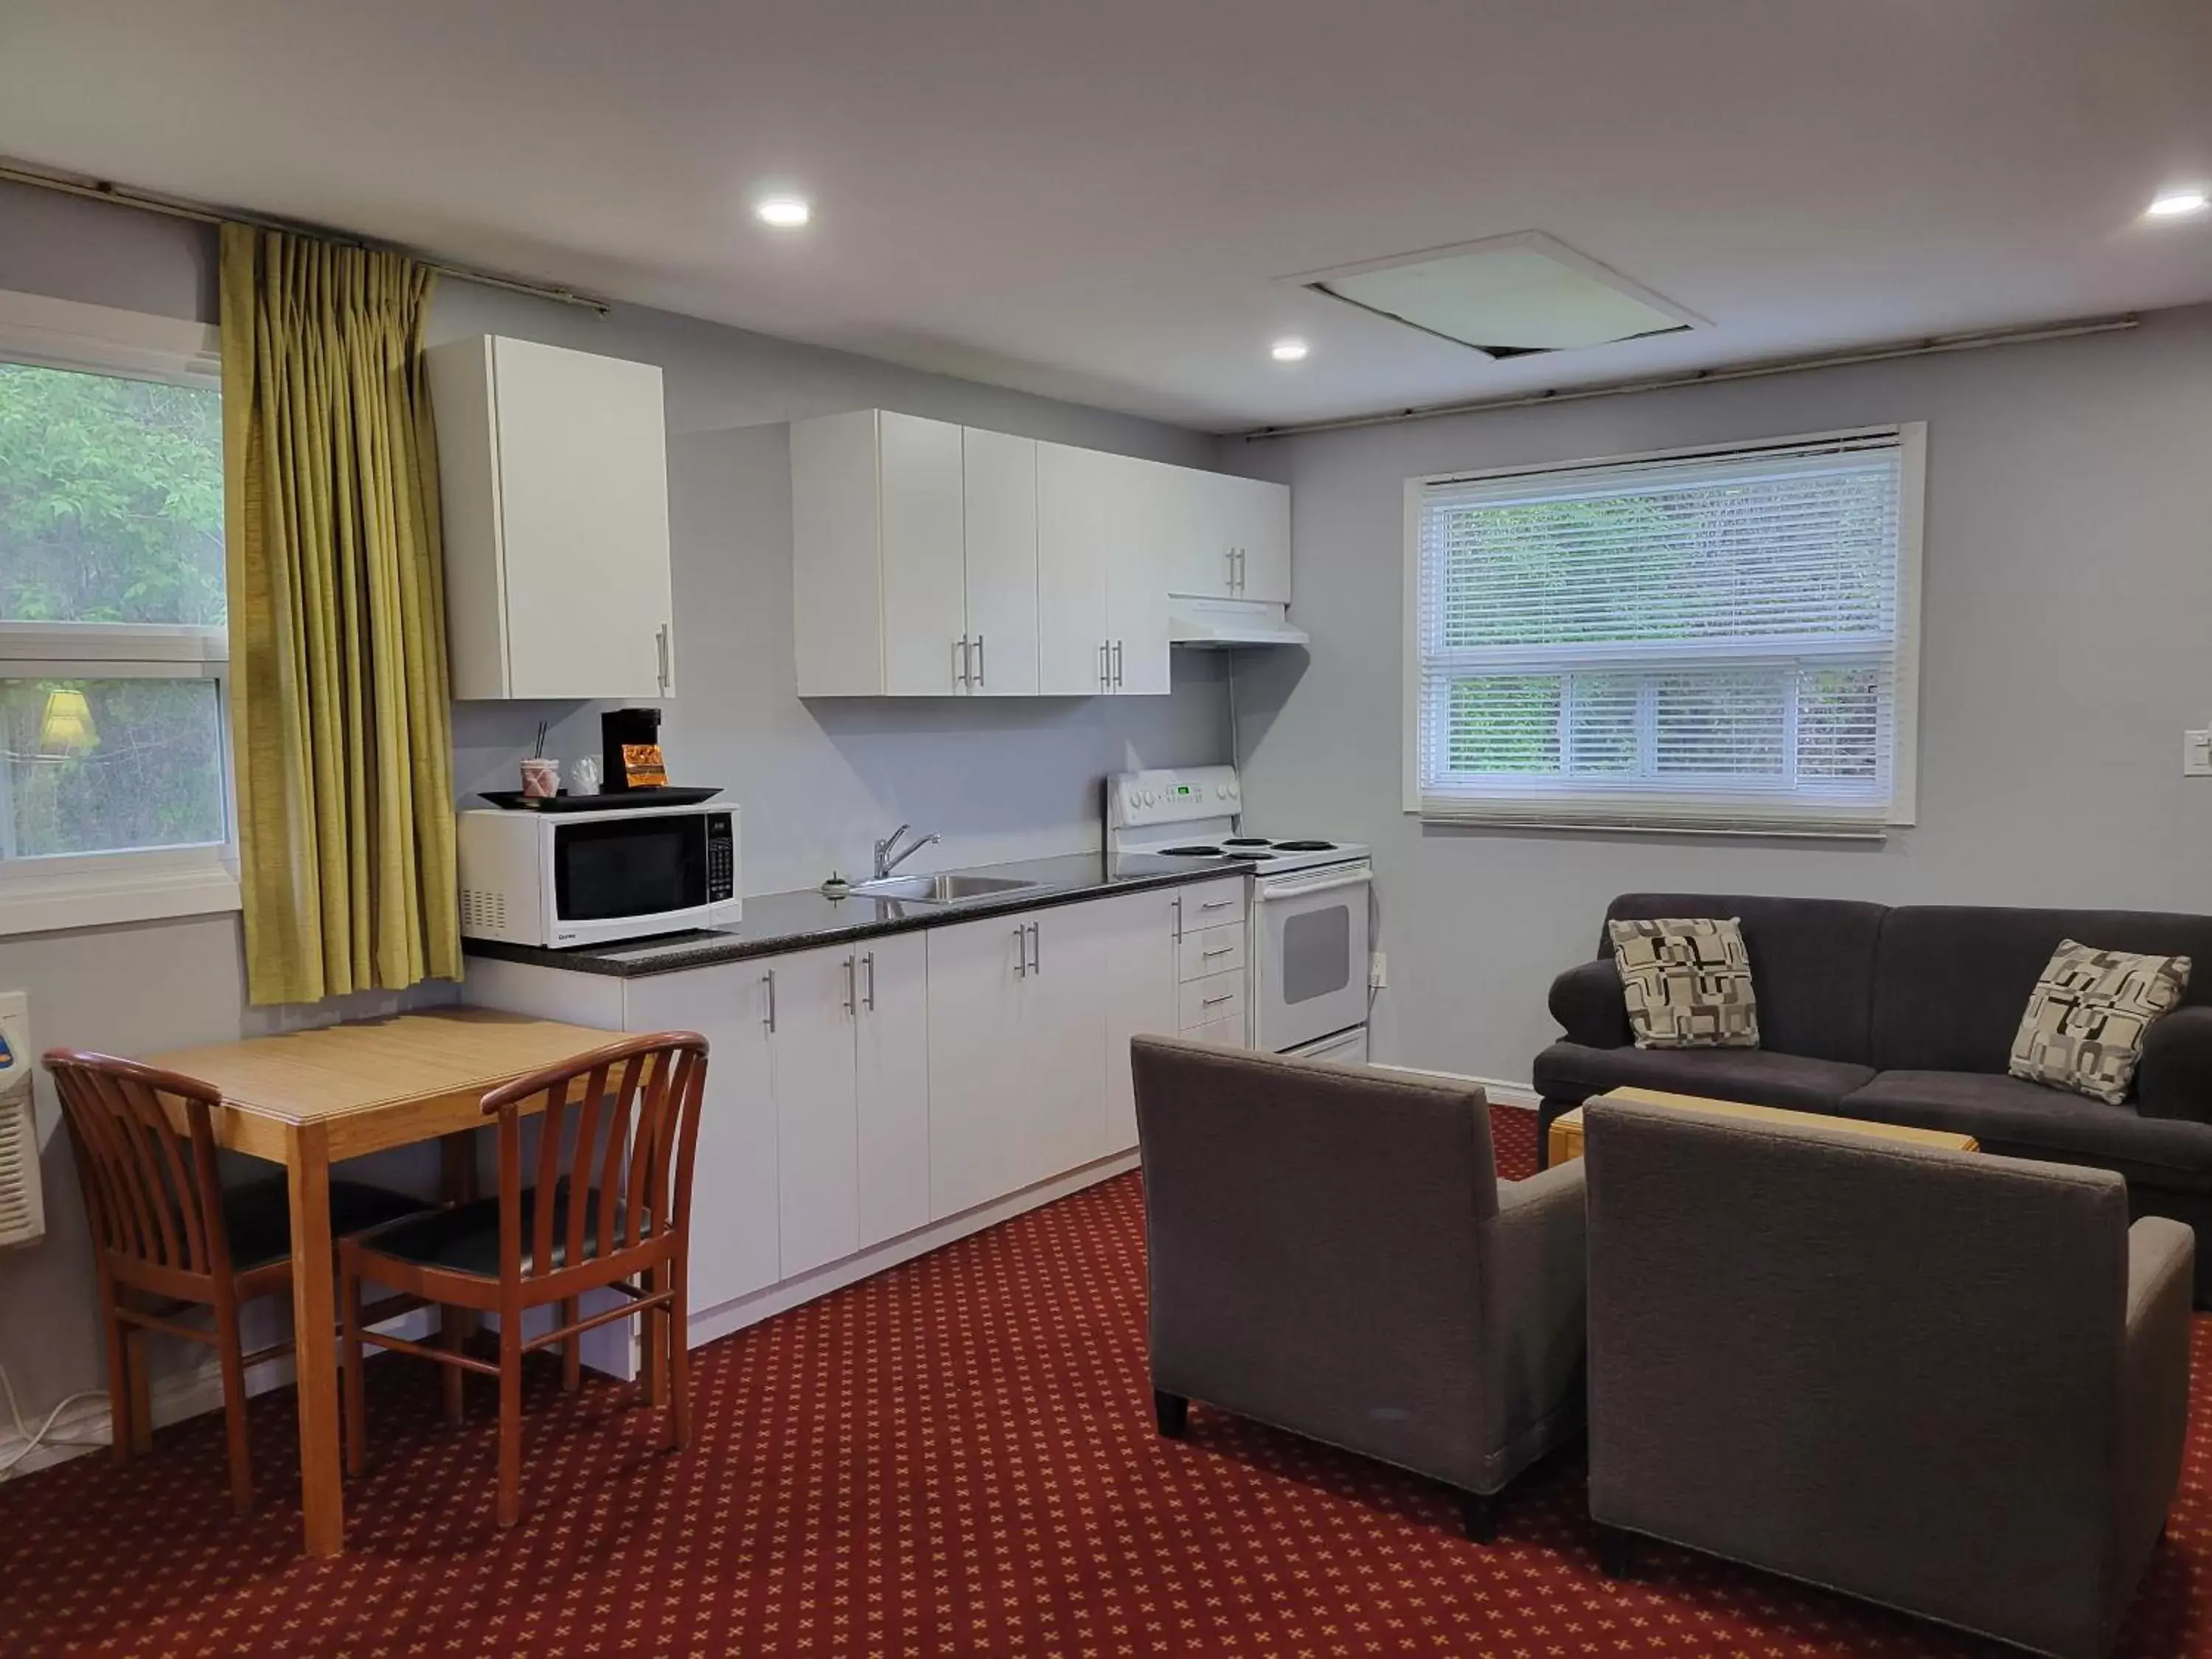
[{"xmin": 851, "ymin": 873, "xmax": 1040, "ymax": 905}]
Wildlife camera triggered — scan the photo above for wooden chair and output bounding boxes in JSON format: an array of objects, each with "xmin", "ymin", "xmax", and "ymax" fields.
[
  {"xmin": 44, "ymin": 1049, "xmax": 430, "ymax": 1514},
  {"xmin": 339, "ymin": 1031, "xmax": 709, "ymax": 1527}
]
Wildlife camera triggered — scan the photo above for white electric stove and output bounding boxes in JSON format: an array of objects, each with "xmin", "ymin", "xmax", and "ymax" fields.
[{"xmin": 1107, "ymin": 765, "xmax": 1371, "ymax": 1059}]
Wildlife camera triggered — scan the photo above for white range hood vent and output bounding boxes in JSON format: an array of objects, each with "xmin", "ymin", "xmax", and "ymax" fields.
[
  {"xmin": 1289, "ymin": 231, "xmax": 1703, "ymax": 361},
  {"xmin": 1169, "ymin": 596, "xmax": 1310, "ymax": 650}
]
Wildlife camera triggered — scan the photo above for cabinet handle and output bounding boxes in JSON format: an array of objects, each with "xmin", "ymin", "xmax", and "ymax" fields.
[
  {"xmin": 1028, "ymin": 920, "xmax": 1041, "ymax": 974},
  {"xmin": 1200, "ymin": 898, "xmax": 1235, "ymax": 911},
  {"xmin": 655, "ymin": 622, "xmax": 672, "ymax": 693},
  {"xmin": 1226, "ymin": 546, "xmax": 1237, "ymax": 591},
  {"xmin": 1202, "ymin": 992, "xmax": 1234, "ymax": 1008},
  {"xmin": 953, "ymin": 636, "xmax": 970, "ymax": 689},
  {"xmin": 1014, "ymin": 925, "xmax": 1029, "ymax": 978},
  {"xmin": 863, "ymin": 951, "xmax": 876, "ymax": 1011},
  {"xmin": 1112, "ymin": 639, "xmax": 1124, "ymax": 689},
  {"xmin": 1201, "ymin": 945, "xmax": 1235, "ymax": 958},
  {"xmin": 973, "ymin": 634, "xmax": 985, "ymax": 688},
  {"xmin": 1172, "ymin": 895, "xmax": 1183, "ymax": 943},
  {"xmin": 844, "ymin": 955, "xmax": 857, "ymax": 1015},
  {"xmin": 1098, "ymin": 641, "xmax": 1110, "ymax": 691},
  {"xmin": 1237, "ymin": 548, "xmax": 1248, "ymax": 592},
  {"xmin": 762, "ymin": 969, "xmax": 777, "ymax": 1033}
]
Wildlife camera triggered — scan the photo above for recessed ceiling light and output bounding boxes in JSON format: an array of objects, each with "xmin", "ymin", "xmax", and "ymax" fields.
[
  {"xmin": 2145, "ymin": 188, "xmax": 2208, "ymax": 220},
  {"xmin": 756, "ymin": 195, "xmax": 811, "ymax": 229},
  {"xmin": 1270, "ymin": 338, "xmax": 1310, "ymax": 362}
]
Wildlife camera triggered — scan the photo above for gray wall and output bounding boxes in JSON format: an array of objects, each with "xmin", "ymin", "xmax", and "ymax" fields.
[
  {"xmin": 0, "ymin": 178, "xmax": 1226, "ymax": 1426},
  {"xmin": 1225, "ymin": 305, "xmax": 2212, "ymax": 1084}
]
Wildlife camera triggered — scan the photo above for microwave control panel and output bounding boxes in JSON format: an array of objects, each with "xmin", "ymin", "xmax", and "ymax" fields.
[{"xmin": 706, "ymin": 812, "xmax": 736, "ymax": 902}]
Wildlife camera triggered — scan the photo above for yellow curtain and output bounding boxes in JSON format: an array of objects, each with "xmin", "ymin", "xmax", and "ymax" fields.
[{"xmin": 219, "ymin": 224, "xmax": 461, "ymax": 1006}]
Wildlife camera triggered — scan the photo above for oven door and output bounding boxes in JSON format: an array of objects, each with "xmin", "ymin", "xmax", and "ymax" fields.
[
  {"xmin": 1251, "ymin": 860, "xmax": 1371, "ymax": 1053},
  {"xmin": 546, "ymin": 813, "xmax": 713, "ymax": 947}
]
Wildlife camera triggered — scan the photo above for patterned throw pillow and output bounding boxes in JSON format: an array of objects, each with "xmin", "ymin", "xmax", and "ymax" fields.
[
  {"xmin": 1607, "ymin": 917, "xmax": 1760, "ymax": 1049},
  {"xmin": 2008, "ymin": 940, "xmax": 2192, "ymax": 1105}
]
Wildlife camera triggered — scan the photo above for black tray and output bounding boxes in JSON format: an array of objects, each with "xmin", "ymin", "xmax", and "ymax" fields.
[{"xmin": 479, "ymin": 786, "xmax": 724, "ymax": 812}]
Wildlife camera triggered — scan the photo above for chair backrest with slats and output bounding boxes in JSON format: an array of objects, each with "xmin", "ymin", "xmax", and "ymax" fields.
[
  {"xmin": 44, "ymin": 1050, "xmax": 231, "ymax": 1287},
  {"xmin": 481, "ymin": 1032, "xmax": 709, "ymax": 1284}
]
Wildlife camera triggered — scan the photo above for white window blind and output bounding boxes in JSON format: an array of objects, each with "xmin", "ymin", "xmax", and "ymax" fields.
[{"xmin": 1407, "ymin": 427, "xmax": 1921, "ymax": 834}]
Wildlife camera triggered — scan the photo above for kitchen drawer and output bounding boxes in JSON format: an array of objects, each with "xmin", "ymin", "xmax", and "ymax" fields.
[
  {"xmin": 1176, "ymin": 877, "xmax": 1247, "ymax": 933},
  {"xmin": 1178, "ymin": 923, "xmax": 1245, "ymax": 982},
  {"xmin": 1183, "ymin": 1015, "xmax": 1248, "ymax": 1050},
  {"xmin": 1179, "ymin": 968, "xmax": 1246, "ymax": 1032}
]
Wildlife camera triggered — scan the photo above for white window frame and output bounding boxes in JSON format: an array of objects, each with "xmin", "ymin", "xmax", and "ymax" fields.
[
  {"xmin": 0, "ymin": 288, "xmax": 239, "ymax": 934},
  {"xmin": 1401, "ymin": 422, "xmax": 1925, "ymax": 836}
]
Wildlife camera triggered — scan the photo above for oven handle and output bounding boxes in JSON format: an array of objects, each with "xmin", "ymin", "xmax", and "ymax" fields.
[{"xmin": 1254, "ymin": 866, "xmax": 1373, "ymax": 901}]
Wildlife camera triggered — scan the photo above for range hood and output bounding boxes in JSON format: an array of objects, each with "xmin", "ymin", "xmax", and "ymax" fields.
[{"xmin": 1168, "ymin": 596, "xmax": 1310, "ymax": 649}]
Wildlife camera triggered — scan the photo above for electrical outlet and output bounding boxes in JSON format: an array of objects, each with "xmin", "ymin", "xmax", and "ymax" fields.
[
  {"xmin": 2186, "ymin": 731, "xmax": 2212, "ymax": 778},
  {"xmin": 1368, "ymin": 951, "xmax": 1388, "ymax": 990}
]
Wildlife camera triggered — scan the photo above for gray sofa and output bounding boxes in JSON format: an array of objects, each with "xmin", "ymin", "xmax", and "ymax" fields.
[
  {"xmin": 1536, "ymin": 893, "xmax": 2212, "ymax": 1298},
  {"xmin": 1582, "ymin": 1093, "xmax": 2193, "ymax": 1659},
  {"xmin": 1130, "ymin": 1034, "xmax": 1586, "ymax": 1539}
]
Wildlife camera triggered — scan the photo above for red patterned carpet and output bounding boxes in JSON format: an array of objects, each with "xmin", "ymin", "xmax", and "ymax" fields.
[{"xmin": 4, "ymin": 1107, "xmax": 2210, "ymax": 1658}]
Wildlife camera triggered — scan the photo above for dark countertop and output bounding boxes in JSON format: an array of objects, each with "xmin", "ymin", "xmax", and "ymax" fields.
[{"xmin": 461, "ymin": 852, "xmax": 1249, "ymax": 978}]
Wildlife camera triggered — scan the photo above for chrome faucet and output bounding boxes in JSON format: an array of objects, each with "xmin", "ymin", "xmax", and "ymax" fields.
[{"xmin": 872, "ymin": 823, "xmax": 941, "ymax": 882}]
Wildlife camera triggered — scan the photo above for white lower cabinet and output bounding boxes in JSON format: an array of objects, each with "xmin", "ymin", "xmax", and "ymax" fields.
[
  {"xmin": 1098, "ymin": 886, "xmax": 1182, "ymax": 1153},
  {"xmin": 769, "ymin": 945, "xmax": 864, "ymax": 1279},
  {"xmin": 624, "ymin": 963, "xmax": 782, "ymax": 1314},
  {"xmin": 468, "ymin": 880, "xmax": 1241, "ymax": 1348},
  {"xmin": 927, "ymin": 904, "xmax": 1110, "ymax": 1219},
  {"xmin": 855, "ymin": 932, "xmax": 931, "ymax": 1248}
]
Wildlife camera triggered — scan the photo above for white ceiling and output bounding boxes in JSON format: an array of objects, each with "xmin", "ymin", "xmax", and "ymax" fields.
[{"xmin": 3, "ymin": 1, "xmax": 2209, "ymax": 431}]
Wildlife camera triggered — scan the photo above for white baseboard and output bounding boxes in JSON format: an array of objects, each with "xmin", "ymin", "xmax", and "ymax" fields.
[
  {"xmin": 1368, "ymin": 1064, "xmax": 1539, "ymax": 1110},
  {"xmin": 0, "ymin": 1307, "xmax": 439, "ymax": 1480}
]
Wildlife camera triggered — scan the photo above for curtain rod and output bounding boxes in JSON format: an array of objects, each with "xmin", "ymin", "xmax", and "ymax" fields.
[
  {"xmin": 0, "ymin": 156, "xmax": 612, "ymax": 314},
  {"xmin": 1235, "ymin": 315, "xmax": 2141, "ymax": 441}
]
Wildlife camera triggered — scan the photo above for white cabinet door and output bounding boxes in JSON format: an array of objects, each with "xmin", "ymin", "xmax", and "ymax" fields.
[
  {"xmin": 1170, "ymin": 465, "xmax": 1239, "ymax": 600},
  {"xmin": 926, "ymin": 914, "xmax": 1034, "ymax": 1218},
  {"xmin": 791, "ymin": 409, "xmax": 889, "ymax": 698},
  {"xmin": 770, "ymin": 944, "xmax": 863, "ymax": 1279},
  {"xmin": 1021, "ymin": 903, "xmax": 1113, "ymax": 1172},
  {"xmin": 961, "ymin": 427, "xmax": 1040, "ymax": 697},
  {"xmin": 878, "ymin": 413, "xmax": 968, "ymax": 697},
  {"xmin": 855, "ymin": 931, "xmax": 931, "ymax": 1247},
  {"xmin": 1035, "ymin": 441, "xmax": 1112, "ymax": 695},
  {"xmin": 1105, "ymin": 454, "xmax": 1172, "ymax": 696},
  {"xmin": 625, "ymin": 964, "xmax": 780, "ymax": 1313},
  {"xmin": 488, "ymin": 337, "xmax": 672, "ymax": 700},
  {"xmin": 1222, "ymin": 473, "xmax": 1292, "ymax": 604},
  {"xmin": 1096, "ymin": 887, "xmax": 1181, "ymax": 1154}
]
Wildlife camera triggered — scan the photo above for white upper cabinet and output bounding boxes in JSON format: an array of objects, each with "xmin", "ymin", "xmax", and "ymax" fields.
[
  {"xmin": 428, "ymin": 335, "xmax": 675, "ymax": 700},
  {"xmin": 1036, "ymin": 445, "xmax": 1169, "ymax": 695},
  {"xmin": 795, "ymin": 410, "xmax": 1281, "ymax": 698},
  {"xmin": 793, "ymin": 411, "xmax": 1041, "ymax": 698},
  {"xmin": 960, "ymin": 427, "xmax": 1040, "ymax": 697},
  {"xmin": 1168, "ymin": 466, "xmax": 1291, "ymax": 605}
]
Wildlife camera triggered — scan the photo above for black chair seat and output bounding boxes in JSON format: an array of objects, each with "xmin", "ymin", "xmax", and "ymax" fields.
[
  {"xmin": 223, "ymin": 1177, "xmax": 434, "ymax": 1273},
  {"xmin": 352, "ymin": 1185, "xmax": 626, "ymax": 1279}
]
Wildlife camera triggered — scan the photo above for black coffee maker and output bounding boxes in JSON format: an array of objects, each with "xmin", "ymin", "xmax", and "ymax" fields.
[{"xmin": 601, "ymin": 707, "xmax": 667, "ymax": 792}]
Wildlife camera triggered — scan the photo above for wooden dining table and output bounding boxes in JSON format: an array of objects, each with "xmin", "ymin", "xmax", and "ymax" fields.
[{"xmin": 141, "ymin": 1006, "xmax": 619, "ymax": 1557}]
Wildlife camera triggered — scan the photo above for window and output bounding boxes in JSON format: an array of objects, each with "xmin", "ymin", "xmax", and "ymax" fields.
[
  {"xmin": 1405, "ymin": 425, "xmax": 1923, "ymax": 835},
  {"xmin": 0, "ymin": 289, "xmax": 236, "ymax": 932}
]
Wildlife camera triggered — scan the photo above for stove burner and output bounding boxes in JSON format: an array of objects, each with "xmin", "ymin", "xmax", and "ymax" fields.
[
  {"xmin": 1222, "ymin": 837, "xmax": 1273, "ymax": 847},
  {"xmin": 1158, "ymin": 844, "xmax": 1225, "ymax": 857},
  {"xmin": 1221, "ymin": 849, "xmax": 1270, "ymax": 860},
  {"xmin": 1270, "ymin": 840, "xmax": 1338, "ymax": 852}
]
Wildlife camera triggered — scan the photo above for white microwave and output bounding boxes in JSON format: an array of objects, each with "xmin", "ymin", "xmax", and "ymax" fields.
[{"xmin": 457, "ymin": 803, "xmax": 740, "ymax": 949}]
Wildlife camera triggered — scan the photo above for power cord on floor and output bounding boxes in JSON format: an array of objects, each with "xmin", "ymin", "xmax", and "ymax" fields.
[{"xmin": 0, "ymin": 1364, "xmax": 109, "ymax": 1481}]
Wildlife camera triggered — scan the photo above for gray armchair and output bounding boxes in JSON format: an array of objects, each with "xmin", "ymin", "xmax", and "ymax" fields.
[
  {"xmin": 1582, "ymin": 1095, "xmax": 2193, "ymax": 1659},
  {"xmin": 1130, "ymin": 1034, "xmax": 1585, "ymax": 1540}
]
